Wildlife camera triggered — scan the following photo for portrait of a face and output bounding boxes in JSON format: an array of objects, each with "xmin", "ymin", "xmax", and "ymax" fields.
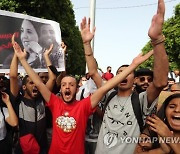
[
  {"xmin": 39, "ymin": 24, "xmax": 56, "ymax": 49},
  {"xmin": 20, "ymin": 19, "xmax": 39, "ymax": 52}
]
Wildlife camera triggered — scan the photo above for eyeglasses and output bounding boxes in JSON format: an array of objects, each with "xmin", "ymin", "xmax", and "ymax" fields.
[{"xmin": 139, "ymin": 77, "xmax": 153, "ymax": 83}]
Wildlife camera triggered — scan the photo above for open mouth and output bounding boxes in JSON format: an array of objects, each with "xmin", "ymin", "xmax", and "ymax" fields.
[
  {"xmin": 171, "ymin": 116, "xmax": 180, "ymax": 126},
  {"xmin": 172, "ymin": 116, "xmax": 180, "ymax": 120},
  {"xmin": 121, "ymin": 79, "xmax": 127, "ymax": 84},
  {"xmin": 65, "ymin": 91, "xmax": 71, "ymax": 97},
  {"xmin": 32, "ymin": 89, "xmax": 38, "ymax": 95}
]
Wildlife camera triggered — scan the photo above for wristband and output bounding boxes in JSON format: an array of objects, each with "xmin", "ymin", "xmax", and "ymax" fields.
[
  {"xmin": 151, "ymin": 35, "xmax": 165, "ymax": 47},
  {"xmin": 85, "ymin": 53, "xmax": 93, "ymax": 56}
]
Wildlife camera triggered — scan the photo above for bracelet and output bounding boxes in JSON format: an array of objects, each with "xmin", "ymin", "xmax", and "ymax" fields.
[
  {"xmin": 151, "ymin": 35, "xmax": 165, "ymax": 47},
  {"xmin": 85, "ymin": 53, "xmax": 93, "ymax": 56}
]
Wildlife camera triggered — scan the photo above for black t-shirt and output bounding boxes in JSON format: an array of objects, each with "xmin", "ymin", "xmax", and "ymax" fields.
[{"xmin": 11, "ymin": 93, "xmax": 47, "ymax": 150}]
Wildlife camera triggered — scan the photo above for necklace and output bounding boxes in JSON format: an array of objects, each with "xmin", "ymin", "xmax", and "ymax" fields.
[{"xmin": 116, "ymin": 95, "xmax": 130, "ymax": 112}]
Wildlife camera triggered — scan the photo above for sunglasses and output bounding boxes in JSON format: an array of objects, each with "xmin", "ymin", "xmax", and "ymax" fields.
[{"xmin": 139, "ymin": 77, "xmax": 153, "ymax": 83}]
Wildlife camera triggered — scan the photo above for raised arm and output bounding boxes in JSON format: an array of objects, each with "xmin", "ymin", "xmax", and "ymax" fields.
[
  {"xmin": 147, "ymin": 0, "xmax": 168, "ymax": 104},
  {"xmin": 91, "ymin": 51, "xmax": 154, "ymax": 108},
  {"xmin": 9, "ymin": 34, "xmax": 19, "ymax": 97},
  {"xmin": 12, "ymin": 41, "xmax": 51, "ymax": 103},
  {"xmin": 43, "ymin": 44, "xmax": 56, "ymax": 91},
  {"xmin": 1, "ymin": 92, "xmax": 18, "ymax": 127},
  {"xmin": 80, "ymin": 17, "xmax": 102, "ymax": 88}
]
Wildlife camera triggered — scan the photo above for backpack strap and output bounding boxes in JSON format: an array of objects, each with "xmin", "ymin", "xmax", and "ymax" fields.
[
  {"xmin": 104, "ymin": 90, "xmax": 118, "ymax": 111},
  {"xmin": 104, "ymin": 90, "xmax": 144, "ymax": 132},
  {"xmin": 131, "ymin": 92, "xmax": 144, "ymax": 132}
]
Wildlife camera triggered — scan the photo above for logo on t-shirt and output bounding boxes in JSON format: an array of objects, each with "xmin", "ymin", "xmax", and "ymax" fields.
[
  {"xmin": 104, "ymin": 132, "xmax": 118, "ymax": 148},
  {"xmin": 56, "ymin": 111, "xmax": 76, "ymax": 132}
]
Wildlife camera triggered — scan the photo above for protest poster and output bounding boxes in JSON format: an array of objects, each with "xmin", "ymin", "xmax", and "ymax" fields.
[{"xmin": 0, "ymin": 9, "xmax": 64, "ymax": 73}]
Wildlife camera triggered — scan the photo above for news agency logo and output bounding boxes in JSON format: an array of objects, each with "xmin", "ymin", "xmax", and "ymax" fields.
[{"xmin": 119, "ymin": 136, "xmax": 180, "ymax": 144}]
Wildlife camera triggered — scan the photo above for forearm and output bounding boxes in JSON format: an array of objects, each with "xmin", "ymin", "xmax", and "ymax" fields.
[
  {"xmin": 46, "ymin": 66, "xmax": 56, "ymax": 91},
  {"xmin": 6, "ymin": 102, "xmax": 18, "ymax": 127},
  {"xmin": 83, "ymin": 42, "xmax": 102, "ymax": 88},
  {"xmin": 10, "ymin": 54, "xmax": 18, "ymax": 77},
  {"xmin": 44, "ymin": 54, "xmax": 56, "ymax": 91},
  {"xmin": 83, "ymin": 42, "xmax": 97, "ymax": 75},
  {"xmin": 152, "ymin": 41, "xmax": 168, "ymax": 89},
  {"xmin": 10, "ymin": 54, "xmax": 19, "ymax": 96},
  {"xmin": 19, "ymin": 58, "xmax": 42, "ymax": 87},
  {"xmin": 44, "ymin": 54, "xmax": 52, "ymax": 67},
  {"xmin": 91, "ymin": 63, "xmax": 137, "ymax": 108}
]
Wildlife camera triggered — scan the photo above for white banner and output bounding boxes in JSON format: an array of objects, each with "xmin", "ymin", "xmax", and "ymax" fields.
[{"xmin": 0, "ymin": 9, "xmax": 65, "ymax": 73}]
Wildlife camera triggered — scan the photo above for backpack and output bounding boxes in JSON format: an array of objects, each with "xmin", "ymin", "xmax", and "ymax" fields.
[{"xmin": 103, "ymin": 90, "xmax": 144, "ymax": 133}]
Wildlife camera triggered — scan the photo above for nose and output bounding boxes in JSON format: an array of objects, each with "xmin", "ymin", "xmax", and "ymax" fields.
[
  {"xmin": 65, "ymin": 84, "xmax": 70, "ymax": 89},
  {"xmin": 175, "ymin": 104, "xmax": 180, "ymax": 112}
]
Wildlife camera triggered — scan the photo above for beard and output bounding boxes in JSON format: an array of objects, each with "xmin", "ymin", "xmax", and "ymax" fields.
[
  {"xmin": 25, "ymin": 88, "xmax": 39, "ymax": 99},
  {"xmin": 135, "ymin": 84, "xmax": 148, "ymax": 93}
]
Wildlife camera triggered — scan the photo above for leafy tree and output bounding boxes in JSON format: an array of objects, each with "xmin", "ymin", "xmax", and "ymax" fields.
[
  {"xmin": 0, "ymin": 0, "xmax": 86, "ymax": 75},
  {"xmin": 140, "ymin": 3, "xmax": 180, "ymax": 70}
]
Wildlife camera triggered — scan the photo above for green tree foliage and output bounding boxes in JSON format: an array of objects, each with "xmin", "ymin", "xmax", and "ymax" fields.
[
  {"xmin": 140, "ymin": 3, "xmax": 180, "ymax": 70},
  {"xmin": 0, "ymin": 0, "xmax": 86, "ymax": 75}
]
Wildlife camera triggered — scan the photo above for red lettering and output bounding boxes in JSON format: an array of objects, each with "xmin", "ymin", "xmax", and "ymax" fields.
[
  {"xmin": 0, "ymin": 42, "xmax": 13, "ymax": 52},
  {"xmin": 0, "ymin": 32, "xmax": 19, "ymax": 39}
]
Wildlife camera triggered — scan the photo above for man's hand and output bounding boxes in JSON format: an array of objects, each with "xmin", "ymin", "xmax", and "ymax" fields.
[
  {"xmin": 148, "ymin": 0, "xmax": 165, "ymax": 40},
  {"xmin": 13, "ymin": 43, "xmax": 27, "ymax": 60},
  {"xmin": 1, "ymin": 92, "xmax": 10, "ymax": 105},
  {"xmin": 131, "ymin": 50, "xmax": 153, "ymax": 66},
  {"xmin": 80, "ymin": 17, "xmax": 95, "ymax": 44},
  {"xmin": 61, "ymin": 41, "xmax": 67, "ymax": 54},
  {"xmin": 12, "ymin": 33, "xmax": 27, "ymax": 60},
  {"xmin": 44, "ymin": 44, "xmax": 54, "ymax": 57}
]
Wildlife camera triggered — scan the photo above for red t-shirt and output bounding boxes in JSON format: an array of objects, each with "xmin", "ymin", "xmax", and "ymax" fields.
[
  {"xmin": 102, "ymin": 72, "xmax": 114, "ymax": 81},
  {"xmin": 47, "ymin": 93, "xmax": 95, "ymax": 154}
]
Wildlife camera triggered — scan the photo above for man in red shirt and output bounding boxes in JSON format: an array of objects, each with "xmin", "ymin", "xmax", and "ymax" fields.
[{"xmin": 102, "ymin": 66, "xmax": 114, "ymax": 81}]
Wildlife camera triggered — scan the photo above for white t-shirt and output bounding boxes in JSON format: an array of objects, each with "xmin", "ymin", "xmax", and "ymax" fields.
[
  {"xmin": 0, "ymin": 107, "xmax": 9, "ymax": 140},
  {"xmin": 95, "ymin": 91, "xmax": 158, "ymax": 154}
]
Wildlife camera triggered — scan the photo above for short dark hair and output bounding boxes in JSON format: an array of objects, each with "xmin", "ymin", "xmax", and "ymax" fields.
[
  {"xmin": 116, "ymin": 64, "xmax": 135, "ymax": 75},
  {"xmin": 22, "ymin": 75, "xmax": 29, "ymax": 86},
  {"xmin": 135, "ymin": 68, "xmax": 153, "ymax": 78}
]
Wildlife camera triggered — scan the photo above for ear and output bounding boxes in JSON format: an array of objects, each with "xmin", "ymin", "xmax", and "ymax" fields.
[
  {"xmin": 134, "ymin": 77, "xmax": 138, "ymax": 84},
  {"xmin": 22, "ymin": 85, "xmax": 26, "ymax": 91}
]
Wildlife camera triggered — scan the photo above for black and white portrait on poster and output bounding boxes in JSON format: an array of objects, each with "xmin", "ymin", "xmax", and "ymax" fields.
[{"xmin": 0, "ymin": 9, "xmax": 65, "ymax": 73}]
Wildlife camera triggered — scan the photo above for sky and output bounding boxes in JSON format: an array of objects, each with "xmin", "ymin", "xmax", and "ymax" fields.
[{"xmin": 70, "ymin": 0, "xmax": 179, "ymax": 74}]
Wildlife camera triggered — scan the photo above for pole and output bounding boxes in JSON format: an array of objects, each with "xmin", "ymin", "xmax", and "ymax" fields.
[
  {"xmin": 89, "ymin": 0, "xmax": 96, "ymax": 52},
  {"xmin": 86, "ymin": 0, "xmax": 96, "ymax": 73}
]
